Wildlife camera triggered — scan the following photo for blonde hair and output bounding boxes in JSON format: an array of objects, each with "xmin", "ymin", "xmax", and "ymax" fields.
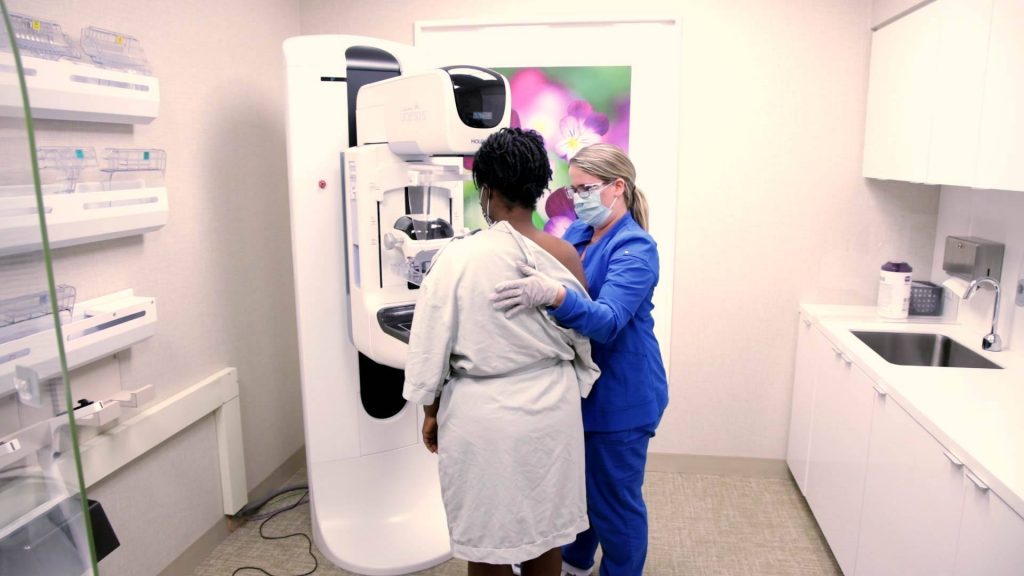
[{"xmin": 570, "ymin": 144, "xmax": 650, "ymax": 231}]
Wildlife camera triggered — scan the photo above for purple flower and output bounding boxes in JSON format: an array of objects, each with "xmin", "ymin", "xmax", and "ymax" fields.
[
  {"xmin": 543, "ymin": 186, "xmax": 577, "ymax": 236},
  {"xmin": 556, "ymin": 100, "xmax": 609, "ymax": 160}
]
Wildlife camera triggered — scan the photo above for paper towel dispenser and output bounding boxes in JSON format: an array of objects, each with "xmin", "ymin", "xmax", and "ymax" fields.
[{"xmin": 943, "ymin": 235, "xmax": 1004, "ymax": 281}]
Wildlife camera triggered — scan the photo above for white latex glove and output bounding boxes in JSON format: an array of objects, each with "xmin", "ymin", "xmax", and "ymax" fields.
[{"xmin": 491, "ymin": 264, "xmax": 565, "ymax": 318}]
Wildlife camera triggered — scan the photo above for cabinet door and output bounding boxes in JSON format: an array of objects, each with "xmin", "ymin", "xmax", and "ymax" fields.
[
  {"xmin": 863, "ymin": 1, "xmax": 941, "ymax": 182},
  {"xmin": 953, "ymin": 477, "xmax": 1024, "ymax": 575},
  {"xmin": 854, "ymin": 389, "xmax": 966, "ymax": 576},
  {"xmin": 976, "ymin": 0, "xmax": 1024, "ymax": 192},
  {"xmin": 927, "ymin": 0, "xmax": 993, "ymax": 187},
  {"xmin": 806, "ymin": 347, "xmax": 876, "ymax": 575},
  {"xmin": 786, "ymin": 314, "xmax": 824, "ymax": 495}
]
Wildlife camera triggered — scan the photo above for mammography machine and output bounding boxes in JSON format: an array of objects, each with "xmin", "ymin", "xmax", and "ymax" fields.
[{"xmin": 283, "ymin": 36, "xmax": 510, "ymax": 575}]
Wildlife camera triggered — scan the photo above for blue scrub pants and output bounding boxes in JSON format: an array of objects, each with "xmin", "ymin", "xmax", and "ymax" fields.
[{"xmin": 562, "ymin": 425, "xmax": 655, "ymax": 576}]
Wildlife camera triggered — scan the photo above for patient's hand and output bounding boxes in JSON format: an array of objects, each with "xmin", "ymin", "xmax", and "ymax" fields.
[{"xmin": 422, "ymin": 415, "xmax": 438, "ymax": 453}]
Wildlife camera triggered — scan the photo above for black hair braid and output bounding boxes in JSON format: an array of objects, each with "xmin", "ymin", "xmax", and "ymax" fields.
[{"xmin": 472, "ymin": 127, "xmax": 552, "ymax": 209}]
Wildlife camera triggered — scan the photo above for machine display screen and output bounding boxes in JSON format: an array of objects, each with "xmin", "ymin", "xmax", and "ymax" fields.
[{"xmin": 443, "ymin": 65, "xmax": 506, "ymax": 129}]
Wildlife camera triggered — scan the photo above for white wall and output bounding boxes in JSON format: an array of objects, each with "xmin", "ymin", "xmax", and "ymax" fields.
[
  {"xmin": 299, "ymin": 0, "xmax": 939, "ymax": 460},
  {"xmin": 3, "ymin": 1, "xmax": 302, "ymax": 573},
  {"xmin": 931, "ymin": 186, "xmax": 1024, "ymax": 352}
]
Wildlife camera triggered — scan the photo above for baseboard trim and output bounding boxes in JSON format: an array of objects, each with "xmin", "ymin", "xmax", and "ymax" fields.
[
  {"xmin": 647, "ymin": 452, "xmax": 791, "ymax": 479},
  {"xmin": 158, "ymin": 446, "xmax": 306, "ymax": 576},
  {"xmin": 243, "ymin": 446, "xmax": 308, "ymax": 510},
  {"xmin": 158, "ymin": 516, "xmax": 230, "ymax": 576}
]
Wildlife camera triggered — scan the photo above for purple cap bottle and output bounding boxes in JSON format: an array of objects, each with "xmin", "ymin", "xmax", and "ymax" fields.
[{"xmin": 882, "ymin": 261, "xmax": 913, "ymax": 273}]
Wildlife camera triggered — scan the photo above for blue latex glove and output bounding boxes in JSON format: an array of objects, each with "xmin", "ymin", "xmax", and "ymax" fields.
[{"xmin": 491, "ymin": 264, "xmax": 566, "ymax": 318}]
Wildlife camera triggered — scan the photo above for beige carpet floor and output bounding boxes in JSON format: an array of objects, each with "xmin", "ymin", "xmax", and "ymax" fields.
[{"xmin": 192, "ymin": 468, "xmax": 840, "ymax": 576}]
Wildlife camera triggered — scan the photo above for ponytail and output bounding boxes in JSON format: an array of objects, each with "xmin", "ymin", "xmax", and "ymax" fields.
[{"xmin": 629, "ymin": 185, "xmax": 650, "ymax": 231}]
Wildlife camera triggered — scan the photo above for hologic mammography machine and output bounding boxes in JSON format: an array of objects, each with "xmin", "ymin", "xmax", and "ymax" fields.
[{"xmin": 283, "ymin": 36, "xmax": 510, "ymax": 574}]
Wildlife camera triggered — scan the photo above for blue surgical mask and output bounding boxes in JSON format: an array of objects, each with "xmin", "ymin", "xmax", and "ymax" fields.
[{"xmin": 574, "ymin": 194, "xmax": 618, "ymax": 228}]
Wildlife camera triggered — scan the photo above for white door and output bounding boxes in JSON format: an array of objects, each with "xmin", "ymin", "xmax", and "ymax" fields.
[
  {"xmin": 854, "ymin": 389, "xmax": 965, "ymax": 576},
  {"xmin": 953, "ymin": 475, "xmax": 1024, "ymax": 575},
  {"xmin": 976, "ymin": 0, "xmax": 1024, "ymax": 192},
  {"xmin": 806, "ymin": 345, "xmax": 876, "ymax": 575},
  {"xmin": 926, "ymin": 0, "xmax": 994, "ymax": 187},
  {"xmin": 786, "ymin": 314, "xmax": 823, "ymax": 496},
  {"xmin": 863, "ymin": 0, "xmax": 942, "ymax": 182}
]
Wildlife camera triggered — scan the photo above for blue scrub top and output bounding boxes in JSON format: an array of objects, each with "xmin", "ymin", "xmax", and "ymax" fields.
[{"xmin": 552, "ymin": 213, "xmax": 669, "ymax": 432}]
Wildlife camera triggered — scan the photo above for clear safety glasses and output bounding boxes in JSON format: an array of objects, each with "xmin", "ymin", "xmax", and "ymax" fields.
[{"xmin": 563, "ymin": 180, "xmax": 612, "ymax": 200}]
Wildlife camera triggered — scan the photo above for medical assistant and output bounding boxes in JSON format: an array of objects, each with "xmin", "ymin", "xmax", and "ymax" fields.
[
  {"xmin": 552, "ymin": 212, "xmax": 668, "ymax": 431},
  {"xmin": 552, "ymin": 211, "xmax": 668, "ymax": 576}
]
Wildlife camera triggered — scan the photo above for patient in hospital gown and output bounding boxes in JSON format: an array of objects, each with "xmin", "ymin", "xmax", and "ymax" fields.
[{"xmin": 403, "ymin": 219, "xmax": 599, "ymax": 568}]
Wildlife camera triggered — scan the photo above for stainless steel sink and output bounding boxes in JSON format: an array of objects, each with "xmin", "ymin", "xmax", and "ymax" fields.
[{"xmin": 851, "ymin": 331, "xmax": 1002, "ymax": 369}]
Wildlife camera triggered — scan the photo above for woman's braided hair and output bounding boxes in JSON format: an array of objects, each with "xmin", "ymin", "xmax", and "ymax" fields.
[{"xmin": 472, "ymin": 127, "xmax": 552, "ymax": 209}]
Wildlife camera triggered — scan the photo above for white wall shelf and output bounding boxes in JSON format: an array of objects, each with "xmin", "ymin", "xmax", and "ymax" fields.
[
  {"xmin": 0, "ymin": 289, "xmax": 157, "ymax": 398},
  {"xmin": 0, "ymin": 185, "xmax": 168, "ymax": 257},
  {"xmin": 0, "ymin": 52, "xmax": 159, "ymax": 124}
]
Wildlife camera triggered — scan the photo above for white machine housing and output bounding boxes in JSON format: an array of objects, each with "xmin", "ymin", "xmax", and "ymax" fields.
[
  {"xmin": 356, "ymin": 67, "xmax": 511, "ymax": 156},
  {"xmin": 347, "ymin": 67, "xmax": 510, "ymax": 369},
  {"xmin": 344, "ymin": 147, "xmax": 465, "ymax": 369},
  {"xmin": 283, "ymin": 35, "xmax": 509, "ymax": 576}
]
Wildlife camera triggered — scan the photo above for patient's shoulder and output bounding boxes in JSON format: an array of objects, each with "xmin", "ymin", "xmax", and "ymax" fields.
[{"xmin": 531, "ymin": 233, "xmax": 587, "ymax": 288}]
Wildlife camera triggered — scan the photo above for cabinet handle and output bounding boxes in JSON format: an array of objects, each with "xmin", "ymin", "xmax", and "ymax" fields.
[
  {"xmin": 832, "ymin": 346, "xmax": 842, "ymax": 357},
  {"xmin": 872, "ymin": 383, "xmax": 888, "ymax": 397},
  {"xmin": 965, "ymin": 469, "xmax": 990, "ymax": 492},
  {"xmin": 802, "ymin": 317, "xmax": 811, "ymax": 327},
  {"xmin": 942, "ymin": 450, "xmax": 963, "ymax": 467},
  {"xmin": 840, "ymin": 353, "xmax": 853, "ymax": 365}
]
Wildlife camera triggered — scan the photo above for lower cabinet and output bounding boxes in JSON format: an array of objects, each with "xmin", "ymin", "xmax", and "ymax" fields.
[
  {"xmin": 804, "ymin": 340, "xmax": 875, "ymax": 576},
  {"xmin": 789, "ymin": 314, "xmax": 1024, "ymax": 576},
  {"xmin": 786, "ymin": 313, "xmax": 824, "ymax": 495},
  {"xmin": 854, "ymin": 389, "xmax": 965, "ymax": 576},
  {"xmin": 953, "ymin": 480, "xmax": 1024, "ymax": 576}
]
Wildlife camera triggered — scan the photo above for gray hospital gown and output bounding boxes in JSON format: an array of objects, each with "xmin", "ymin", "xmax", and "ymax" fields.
[{"xmin": 403, "ymin": 220, "xmax": 600, "ymax": 564}]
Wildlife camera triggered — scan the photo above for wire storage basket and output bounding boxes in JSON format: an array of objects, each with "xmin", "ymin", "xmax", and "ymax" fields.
[
  {"xmin": 80, "ymin": 26, "xmax": 151, "ymax": 74},
  {"xmin": 909, "ymin": 280, "xmax": 944, "ymax": 316},
  {"xmin": 0, "ymin": 285, "xmax": 76, "ymax": 327},
  {"xmin": 0, "ymin": 13, "xmax": 80, "ymax": 60},
  {"xmin": 36, "ymin": 146, "xmax": 98, "ymax": 194},
  {"xmin": 100, "ymin": 148, "xmax": 166, "ymax": 173}
]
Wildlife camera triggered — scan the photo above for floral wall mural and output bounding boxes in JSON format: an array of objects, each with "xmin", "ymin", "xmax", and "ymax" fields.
[{"xmin": 463, "ymin": 65, "xmax": 632, "ymax": 233}]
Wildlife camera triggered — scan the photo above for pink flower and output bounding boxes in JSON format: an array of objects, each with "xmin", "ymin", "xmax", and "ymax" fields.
[
  {"xmin": 544, "ymin": 215, "xmax": 576, "ymax": 238},
  {"xmin": 508, "ymin": 69, "xmax": 572, "ymax": 151}
]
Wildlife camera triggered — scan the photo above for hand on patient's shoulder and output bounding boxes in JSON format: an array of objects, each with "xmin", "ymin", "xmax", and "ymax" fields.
[{"xmin": 491, "ymin": 264, "xmax": 565, "ymax": 318}]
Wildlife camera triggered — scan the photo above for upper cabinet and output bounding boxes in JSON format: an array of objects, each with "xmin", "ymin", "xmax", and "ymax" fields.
[
  {"xmin": 863, "ymin": 0, "xmax": 1024, "ymax": 192},
  {"xmin": 975, "ymin": 0, "xmax": 1024, "ymax": 192},
  {"xmin": 863, "ymin": 2, "xmax": 942, "ymax": 184}
]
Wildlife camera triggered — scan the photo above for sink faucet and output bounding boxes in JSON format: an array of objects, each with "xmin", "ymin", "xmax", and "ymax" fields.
[{"xmin": 964, "ymin": 277, "xmax": 1002, "ymax": 352}]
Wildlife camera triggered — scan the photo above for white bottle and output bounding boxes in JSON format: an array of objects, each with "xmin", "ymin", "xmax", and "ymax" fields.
[{"xmin": 877, "ymin": 261, "xmax": 913, "ymax": 319}]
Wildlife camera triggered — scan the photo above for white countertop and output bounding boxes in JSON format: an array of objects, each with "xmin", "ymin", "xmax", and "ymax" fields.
[{"xmin": 801, "ymin": 304, "xmax": 1024, "ymax": 520}]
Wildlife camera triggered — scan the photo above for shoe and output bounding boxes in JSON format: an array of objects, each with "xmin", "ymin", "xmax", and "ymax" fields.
[
  {"xmin": 561, "ymin": 560, "xmax": 593, "ymax": 576},
  {"xmin": 511, "ymin": 563, "xmax": 521, "ymax": 576}
]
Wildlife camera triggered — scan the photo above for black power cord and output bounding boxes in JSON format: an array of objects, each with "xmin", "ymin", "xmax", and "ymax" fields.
[{"xmin": 230, "ymin": 488, "xmax": 318, "ymax": 576}]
